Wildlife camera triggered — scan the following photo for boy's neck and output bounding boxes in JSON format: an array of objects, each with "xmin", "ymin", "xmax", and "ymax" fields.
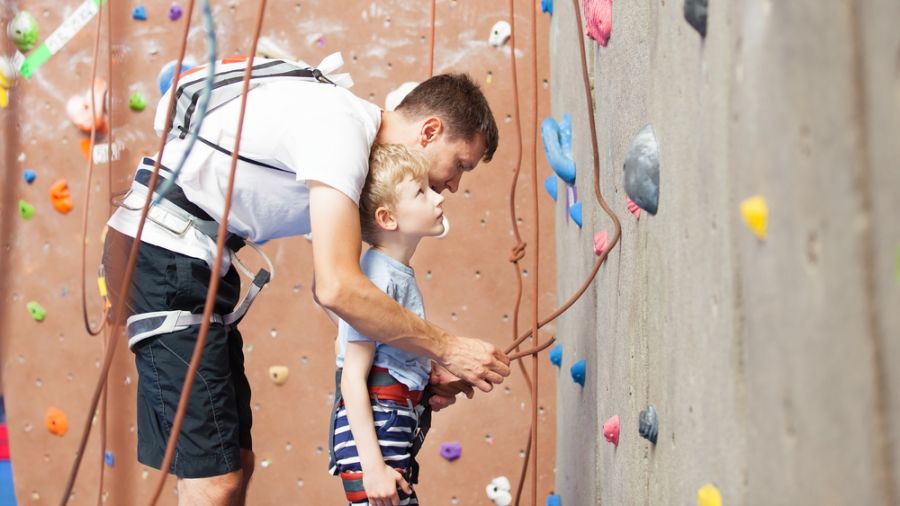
[{"xmin": 372, "ymin": 233, "xmax": 421, "ymax": 267}]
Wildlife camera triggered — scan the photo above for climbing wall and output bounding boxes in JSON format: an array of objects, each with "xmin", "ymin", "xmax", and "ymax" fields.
[
  {"xmin": 0, "ymin": 1, "xmax": 559, "ymax": 504},
  {"xmin": 548, "ymin": 0, "xmax": 900, "ymax": 505}
]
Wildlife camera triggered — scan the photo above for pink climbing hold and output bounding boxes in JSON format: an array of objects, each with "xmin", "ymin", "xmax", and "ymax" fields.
[
  {"xmin": 626, "ymin": 196, "xmax": 641, "ymax": 219},
  {"xmin": 602, "ymin": 415, "xmax": 620, "ymax": 446},
  {"xmin": 583, "ymin": 0, "xmax": 613, "ymax": 47},
  {"xmin": 593, "ymin": 230, "xmax": 609, "ymax": 256}
]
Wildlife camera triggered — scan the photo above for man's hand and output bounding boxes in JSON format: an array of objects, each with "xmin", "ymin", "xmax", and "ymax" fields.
[
  {"xmin": 427, "ymin": 363, "xmax": 475, "ymax": 411},
  {"xmin": 440, "ymin": 336, "xmax": 510, "ymax": 393}
]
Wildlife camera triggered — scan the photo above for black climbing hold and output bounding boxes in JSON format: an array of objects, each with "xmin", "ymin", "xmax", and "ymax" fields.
[
  {"xmin": 623, "ymin": 125, "xmax": 660, "ymax": 215},
  {"xmin": 684, "ymin": 0, "xmax": 708, "ymax": 37},
  {"xmin": 638, "ymin": 405, "xmax": 658, "ymax": 444}
]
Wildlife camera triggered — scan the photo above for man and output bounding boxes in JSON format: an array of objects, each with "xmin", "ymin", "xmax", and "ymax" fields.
[{"xmin": 102, "ymin": 55, "xmax": 509, "ymax": 505}]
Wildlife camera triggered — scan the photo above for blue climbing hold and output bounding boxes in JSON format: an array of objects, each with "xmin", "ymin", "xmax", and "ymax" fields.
[
  {"xmin": 23, "ymin": 169, "xmax": 36, "ymax": 184},
  {"xmin": 549, "ymin": 344, "xmax": 563, "ymax": 368},
  {"xmin": 570, "ymin": 359, "xmax": 586, "ymax": 386},
  {"xmin": 541, "ymin": 113, "xmax": 575, "ymax": 185},
  {"xmin": 158, "ymin": 60, "xmax": 196, "ymax": 95},
  {"xmin": 541, "ymin": 0, "xmax": 554, "ymax": 15},
  {"xmin": 104, "ymin": 451, "xmax": 115, "ymax": 467},
  {"xmin": 568, "ymin": 202, "xmax": 583, "ymax": 228},
  {"xmin": 546, "ymin": 494, "xmax": 562, "ymax": 506},
  {"xmin": 624, "ymin": 125, "xmax": 660, "ymax": 215},
  {"xmin": 544, "ymin": 175, "xmax": 558, "ymax": 201},
  {"xmin": 132, "ymin": 5, "xmax": 148, "ymax": 21}
]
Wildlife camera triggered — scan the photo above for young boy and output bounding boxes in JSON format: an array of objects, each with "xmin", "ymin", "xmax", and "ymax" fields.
[{"xmin": 327, "ymin": 144, "xmax": 447, "ymax": 505}]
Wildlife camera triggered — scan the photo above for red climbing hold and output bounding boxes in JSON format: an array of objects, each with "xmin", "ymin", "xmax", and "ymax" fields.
[
  {"xmin": 583, "ymin": 0, "xmax": 612, "ymax": 47},
  {"xmin": 593, "ymin": 230, "xmax": 608, "ymax": 256},
  {"xmin": 626, "ymin": 196, "xmax": 641, "ymax": 219},
  {"xmin": 602, "ymin": 415, "xmax": 620, "ymax": 446}
]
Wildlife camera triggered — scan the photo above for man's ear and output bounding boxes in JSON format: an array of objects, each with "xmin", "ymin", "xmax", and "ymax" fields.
[
  {"xmin": 375, "ymin": 206, "xmax": 398, "ymax": 232},
  {"xmin": 419, "ymin": 116, "xmax": 443, "ymax": 147}
]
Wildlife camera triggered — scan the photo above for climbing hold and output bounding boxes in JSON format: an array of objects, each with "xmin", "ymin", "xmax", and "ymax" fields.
[
  {"xmin": 602, "ymin": 415, "xmax": 620, "ymax": 446},
  {"xmin": 260, "ymin": 458, "xmax": 273, "ymax": 469},
  {"xmin": 549, "ymin": 344, "xmax": 563, "ymax": 368},
  {"xmin": 568, "ymin": 202, "xmax": 583, "ymax": 228},
  {"xmin": 546, "ymin": 493, "xmax": 562, "ymax": 506},
  {"xmin": 488, "ymin": 21, "xmax": 511, "ymax": 47},
  {"xmin": 7, "ymin": 11, "xmax": 39, "ymax": 52},
  {"xmin": 541, "ymin": 0, "xmax": 554, "ymax": 15},
  {"xmin": 544, "ymin": 175, "xmax": 558, "ymax": 201},
  {"xmin": 157, "ymin": 59, "xmax": 196, "ymax": 95},
  {"xmin": 26, "ymin": 301, "xmax": 46, "ymax": 321},
  {"xmin": 638, "ymin": 405, "xmax": 658, "ymax": 444},
  {"xmin": 129, "ymin": 91, "xmax": 147, "ymax": 111},
  {"xmin": 440, "ymin": 442, "xmax": 462, "ymax": 461},
  {"xmin": 18, "ymin": 200, "xmax": 35, "ymax": 220},
  {"xmin": 104, "ymin": 451, "xmax": 115, "ymax": 467},
  {"xmin": 541, "ymin": 113, "xmax": 575, "ymax": 184},
  {"xmin": 0, "ymin": 57, "xmax": 16, "ymax": 108},
  {"xmin": 168, "ymin": 3, "xmax": 183, "ymax": 21},
  {"xmin": 65, "ymin": 79, "xmax": 107, "ymax": 133},
  {"xmin": 268, "ymin": 365, "xmax": 289, "ymax": 385},
  {"xmin": 570, "ymin": 359, "xmax": 586, "ymax": 386},
  {"xmin": 583, "ymin": 0, "xmax": 613, "ymax": 47},
  {"xmin": 696, "ymin": 483, "xmax": 722, "ymax": 506},
  {"xmin": 45, "ymin": 406, "xmax": 68, "ymax": 436},
  {"xmin": 626, "ymin": 196, "xmax": 641, "ymax": 219},
  {"xmin": 49, "ymin": 179, "xmax": 74, "ymax": 214},
  {"xmin": 593, "ymin": 230, "xmax": 608, "ymax": 256},
  {"xmin": 740, "ymin": 195, "xmax": 768, "ymax": 240},
  {"xmin": 132, "ymin": 5, "xmax": 148, "ymax": 21},
  {"xmin": 684, "ymin": 0, "xmax": 708, "ymax": 37},
  {"xmin": 485, "ymin": 476, "xmax": 512, "ymax": 506},
  {"xmin": 23, "ymin": 169, "xmax": 36, "ymax": 184},
  {"xmin": 385, "ymin": 81, "xmax": 419, "ymax": 111},
  {"xmin": 624, "ymin": 125, "xmax": 660, "ymax": 215}
]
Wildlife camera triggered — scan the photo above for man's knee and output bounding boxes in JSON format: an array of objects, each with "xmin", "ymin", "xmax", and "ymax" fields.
[
  {"xmin": 240, "ymin": 450, "xmax": 255, "ymax": 482},
  {"xmin": 178, "ymin": 471, "xmax": 243, "ymax": 505}
]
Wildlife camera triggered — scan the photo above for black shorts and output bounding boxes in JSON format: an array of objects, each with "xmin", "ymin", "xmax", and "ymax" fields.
[{"xmin": 103, "ymin": 228, "xmax": 252, "ymax": 479}]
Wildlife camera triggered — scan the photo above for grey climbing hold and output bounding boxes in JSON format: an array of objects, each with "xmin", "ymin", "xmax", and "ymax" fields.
[
  {"xmin": 624, "ymin": 125, "xmax": 660, "ymax": 215},
  {"xmin": 639, "ymin": 405, "xmax": 658, "ymax": 444},
  {"xmin": 684, "ymin": 0, "xmax": 708, "ymax": 37}
]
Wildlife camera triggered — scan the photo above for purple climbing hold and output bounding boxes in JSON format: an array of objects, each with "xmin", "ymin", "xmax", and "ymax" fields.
[
  {"xmin": 23, "ymin": 170, "xmax": 36, "ymax": 184},
  {"xmin": 440, "ymin": 442, "xmax": 462, "ymax": 461},
  {"xmin": 168, "ymin": 3, "xmax": 183, "ymax": 21},
  {"xmin": 132, "ymin": 5, "xmax": 148, "ymax": 21},
  {"xmin": 544, "ymin": 175, "xmax": 558, "ymax": 201},
  {"xmin": 570, "ymin": 359, "xmax": 586, "ymax": 386},
  {"xmin": 541, "ymin": 113, "xmax": 575, "ymax": 184},
  {"xmin": 568, "ymin": 202, "xmax": 583, "ymax": 228}
]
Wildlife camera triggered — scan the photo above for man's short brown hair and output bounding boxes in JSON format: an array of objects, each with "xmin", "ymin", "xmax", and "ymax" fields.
[{"xmin": 395, "ymin": 73, "xmax": 499, "ymax": 162}]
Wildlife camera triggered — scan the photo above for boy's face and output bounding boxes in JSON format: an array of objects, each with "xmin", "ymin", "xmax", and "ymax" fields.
[
  {"xmin": 421, "ymin": 134, "xmax": 486, "ymax": 194},
  {"xmin": 390, "ymin": 175, "xmax": 446, "ymax": 237}
]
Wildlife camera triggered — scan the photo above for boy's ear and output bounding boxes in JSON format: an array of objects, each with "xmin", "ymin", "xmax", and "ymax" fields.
[
  {"xmin": 419, "ymin": 116, "xmax": 443, "ymax": 147},
  {"xmin": 374, "ymin": 206, "xmax": 398, "ymax": 232}
]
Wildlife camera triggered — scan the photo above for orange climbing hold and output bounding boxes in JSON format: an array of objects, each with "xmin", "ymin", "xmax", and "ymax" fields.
[
  {"xmin": 65, "ymin": 78, "xmax": 107, "ymax": 133},
  {"xmin": 45, "ymin": 406, "xmax": 69, "ymax": 436},
  {"xmin": 49, "ymin": 179, "xmax": 74, "ymax": 214}
]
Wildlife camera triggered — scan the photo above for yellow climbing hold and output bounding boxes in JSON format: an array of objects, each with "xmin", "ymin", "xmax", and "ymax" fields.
[
  {"xmin": 697, "ymin": 483, "xmax": 723, "ymax": 506},
  {"xmin": 740, "ymin": 195, "xmax": 768, "ymax": 239}
]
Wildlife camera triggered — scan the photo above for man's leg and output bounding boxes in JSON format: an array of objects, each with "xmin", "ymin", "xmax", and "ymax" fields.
[{"xmin": 177, "ymin": 470, "xmax": 244, "ymax": 506}]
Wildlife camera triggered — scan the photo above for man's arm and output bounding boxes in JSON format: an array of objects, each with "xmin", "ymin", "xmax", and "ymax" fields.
[{"xmin": 309, "ymin": 181, "xmax": 510, "ymax": 392}]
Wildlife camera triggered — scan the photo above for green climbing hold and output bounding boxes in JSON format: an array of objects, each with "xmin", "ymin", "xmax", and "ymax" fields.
[
  {"xmin": 7, "ymin": 11, "xmax": 40, "ymax": 52},
  {"xmin": 19, "ymin": 199, "xmax": 35, "ymax": 219},
  {"xmin": 129, "ymin": 91, "xmax": 147, "ymax": 111},
  {"xmin": 27, "ymin": 301, "xmax": 46, "ymax": 321}
]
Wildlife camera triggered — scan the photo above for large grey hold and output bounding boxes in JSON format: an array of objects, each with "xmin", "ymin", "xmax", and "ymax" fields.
[
  {"xmin": 684, "ymin": 0, "xmax": 708, "ymax": 37},
  {"xmin": 639, "ymin": 405, "xmax": 659, "ymax": 444},
  {"xmin": 623, "ymin": 125, "xmax": 660, "ymax": 215}
]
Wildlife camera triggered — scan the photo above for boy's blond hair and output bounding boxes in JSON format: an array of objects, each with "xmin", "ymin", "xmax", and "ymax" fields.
[{"xmin": 359, "ymin": 144, "xmax": 429, "ymax": 245}]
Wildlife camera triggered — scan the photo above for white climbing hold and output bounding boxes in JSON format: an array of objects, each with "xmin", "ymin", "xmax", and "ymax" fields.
[
  {"xmin": 488, "ymin": 21, "xmax": 511, "ymax": 47},
  {"xmin": 485, "ymin": 476, "xmax": 513, "ymax": 505}
]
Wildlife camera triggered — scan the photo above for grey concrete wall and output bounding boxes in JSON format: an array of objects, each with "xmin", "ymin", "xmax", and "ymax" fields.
[{"xmin": 549, "ymin": 0, "xmax": 900, "ymax": 504}]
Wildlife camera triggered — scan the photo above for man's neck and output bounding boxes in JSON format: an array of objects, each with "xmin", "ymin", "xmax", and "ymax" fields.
[
  {"xmin": 375, "ymin": 110, "xmax": 414, "ymax": 145},
  {"xmin": 372, "ymin": 234, "xmax": 421, "ymax": 266}
]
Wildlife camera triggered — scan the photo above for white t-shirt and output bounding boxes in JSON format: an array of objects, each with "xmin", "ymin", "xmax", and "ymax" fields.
[{"xmin": 107, "ymin": 78, "xmax": 382, "ymax": 272}]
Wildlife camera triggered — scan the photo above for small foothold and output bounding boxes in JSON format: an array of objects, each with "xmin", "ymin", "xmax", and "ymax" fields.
[
  {"xmin": 49, "ymin": 179, "xmax": 74, "ymax": 214},
  {"xmin": 541, "ymin": 0, "xmax": 554, "ymax": 15},
  {"xmin": 45, "ymin": 406, "xmax": 68, "ymax": 436},
  {"xmin": 268, "ymin": 365, "xmax": 289, "ymax": 385},
  {"xmin": 624, "ymin": 125, "xmax": 660, "ymax": 215},
  {"xmin": 157, "ymin": 59, "xmax": 196, "ymax": 95},
  {"xmin": 488, "ymin": 21, "xmax": 511, "ymax": 47},
  {"xmin": 24, "ymin": 169, "xmax": 36, "ymax": 183},
  {"xmin": 626, "ymin": 196, "xmax": 641, "ymax": 219},
  {"xmin": 485, "ymin": 476, "xmax": 512, "ymax": 506},
  {"xmin": 384, "ymin": 81, "xmax": 419, "ymax": 111},
  {"xmin": 132, "ymin": 5, "xmax": 148, "ymax": 21},
  {"xmin": 740, "ymin": 195, "xmax": 768, "ymax": 239},
  {"xmin": 549, "ymin": 344, "xmax": 563, "ymax": 368},
  {"xmin": 168, "ymin": 3, "xmax": 183, "ymax": 21},
  {"xmin": 104, "ymin": 451, "xmax": 115, "ymax": 467},
  {"xmin": 602, "ymin": 415, "xmax": 620, "ymax": 446},
  {"xmin": 7, "ymin": 11, "xmax": 40, "ymax": 52},
  {"xmin": 583, "ymin": 0, "xmax": 613, "ymax": 47},
  {"xmin": 18, "ymin": 199, "xmax": 35, "ymax": 220},
  {"xmin": 639, "ymin": 405, "xmax": 658, "ymax": 444},
  {"xmin": 570, "ymin": 359, "xmax": 586, "ymax": 386},
  {"xmin": 546, "ymin": 493, "xmax": 562, "ymax": 506},
  {"xmin": 439, "ymin": 442, "xmax": 462, "ymax": 461},
  {"xmin": 260, "ymin": 458, "xmax": 273, "ymax": 469},
  {"xmin": 593, "ymin": 230, "xmax": 609, "ymax": 256},
  {"xmin": 544, "ymin": 175, "xmax": 558, "ymax": 201},
  {"xmin": 129, "ymin": 91, "xmax": 147, "ymax": 111},
  {"xmin": 568, "ymin": 202, "xmax": 583, "ymax": 228},
  {"xmin": 696, "ymin": 483, "xmax": 723, "ymax": 506},
  {"xmin": 684, "ymin": 0, "xmax": 708, "ymax": 37},
  {"xmin": 541, "ymin": 114, "xmax": 575, "ymax": 184},
  {"xmin": 27, "ymin": 301, "xmax": 46, "ymax": 321}
]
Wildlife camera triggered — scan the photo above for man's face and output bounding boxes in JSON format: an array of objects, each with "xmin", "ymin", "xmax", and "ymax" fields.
[{"xmin": 421, "ymin": 134, "xmax": 487, "ymax": 194}]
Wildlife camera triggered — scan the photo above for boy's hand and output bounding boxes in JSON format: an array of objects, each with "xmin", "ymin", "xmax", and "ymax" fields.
[
  {"xmin": 363, "ymin": 464, "xmax": 412, "ymax": 506},
  {"xmin": 428, "ymin": 363, "xmax": 475, "ymax": 411}
]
